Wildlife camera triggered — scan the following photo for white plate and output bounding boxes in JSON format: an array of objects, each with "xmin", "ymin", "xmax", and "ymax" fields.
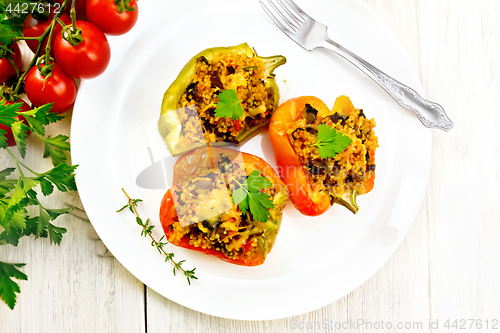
[{"xmin": 72, "ymin": 0, "xmax": 431, "ymax": 320}]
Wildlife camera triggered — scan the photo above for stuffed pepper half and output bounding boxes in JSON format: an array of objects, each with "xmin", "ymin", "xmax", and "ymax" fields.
[
  {"xmin": 269, "ymin": 95, "xmax": 378, "ymax": 216},
  {"xmin": 159, "ymin": 147, "xmax": 289, "ymax": 266},
  {"xmin": 158, "ymin": 43, "xmax": 286, "ymax": 156}
]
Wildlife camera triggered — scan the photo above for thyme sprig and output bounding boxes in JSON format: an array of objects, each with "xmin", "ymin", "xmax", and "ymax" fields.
[{"xmin": 118, "ymin": 188, "xmax": 197, "ymax": 285}]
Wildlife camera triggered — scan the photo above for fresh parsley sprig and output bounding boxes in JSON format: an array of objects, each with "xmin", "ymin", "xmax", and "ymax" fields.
[
  {"xmin": 0, "ymin": 101, "xmax": 77, "ymax": 310},
  {"xmin": 118, "ymin": 189, "xmax": 198, "ymax": 285},
  {"xmin": 0, "ymin": 261, "xmax": 27, "ymax": 310},
  {"xmin": 311, "ymin": 124, "xmax": 352, "ymax": 159},
  {"xmin": 0, "ymin": 0, "xmax": 78, "ymax": 310},
  {"xmin": 214, "ymin": 89, "xmax": 244, "ymax": 120},
  {"xmin": 231, "ymin": 170, "xmax": 274, "ymax": 223},
  {"xmin": 0, "ymin": 101, "xmax": 71, "ymax": 166},
  {"xmin": 0, "ymin": 1, "xmax": 33, "ymax": 45}
]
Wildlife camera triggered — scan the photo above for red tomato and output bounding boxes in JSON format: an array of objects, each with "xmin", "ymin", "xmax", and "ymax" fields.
[
  {"xmin": 53, "ymin": 21, "xmax": 111, "ymax": 79},
  {"xmin": 25, "ymin": 62, "xmax": 77, "ymax": 114},
  {"xmin": 53, "ymin": 0, "xmax": 87, "ymax": 19},
  {"xmin": 23, "ymin": 10, "xmax": 71, "ymax": 55},
  {"xmin": 0, "ymin": 100, "xmax": 31, "ymax": 147},
  {"xmin": 65, "ymin": 0, "xmax": 87, "ymax": 20},
  {"xmin": 86, "ymin": 0, "xmax": 138, "ymax": 36},
  {"xmin": 0, "ymin": 43, "xmax": 22, "ymax": 84}
]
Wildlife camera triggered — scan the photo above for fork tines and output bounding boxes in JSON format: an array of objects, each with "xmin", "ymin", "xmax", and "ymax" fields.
[{"xmin": 260, "ymin": 0, "xmax": 308, "ymax": 34}]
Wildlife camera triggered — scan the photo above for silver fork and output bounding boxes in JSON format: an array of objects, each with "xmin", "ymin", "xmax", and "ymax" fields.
[{"xmin": 260, "ymin": 0, "xmax": 453, "ymax": 131}]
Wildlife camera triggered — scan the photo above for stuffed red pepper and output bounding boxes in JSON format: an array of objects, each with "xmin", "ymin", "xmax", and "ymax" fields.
[
  {"xmin": 159, "ymin": 147, "xmax": 289, "ymax": 266},
  {"xmin": 269, "ymin": 95, "xmax": 378, "ymax": 216}
]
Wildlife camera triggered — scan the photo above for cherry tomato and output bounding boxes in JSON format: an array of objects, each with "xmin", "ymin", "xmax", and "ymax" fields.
[
  {"xmin": 86, "ymin": 0, "xmax": 138, "ymax": 36},
  {"xmin": 0, "ymin": 43, "xmax": 22, "ymax": 84},
  {"xmin": 25, "ymin": 62, "xmax": 77, "ymax": 114},
  {"xmin": 23, "ymin": 9, "xmax": 71, "ymax": 55},
  {"xmin": 0, "ymin": 99, "xmax": 31, "ymax": 147},
  {"xmin": 53, "ymin": 21, "xmax": 111, "ymax": 79}
]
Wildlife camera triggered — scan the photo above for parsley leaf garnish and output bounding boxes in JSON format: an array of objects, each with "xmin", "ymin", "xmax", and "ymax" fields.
[
  {"xmin": 215, "ymin": 89, "xmax": 244, "ymax": 120},
  {"xmin": 0, "ymin": 261, "xmax": 28, "ymax": 310},
  {"xmin": 312, "ymin": 124, "xmax": 352, "ymax": 158},
  {"xmin": 232, "ymin": 170, "xmax": 274, "ymax": 223}
]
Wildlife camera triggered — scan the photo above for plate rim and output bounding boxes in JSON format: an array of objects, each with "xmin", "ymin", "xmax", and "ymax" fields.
[{"xmin": 71, "ymin": 0, "xmax": 432, "ymax": 320}]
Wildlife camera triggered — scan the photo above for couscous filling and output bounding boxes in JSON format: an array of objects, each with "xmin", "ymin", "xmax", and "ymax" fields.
[
  {"xmin": 287, "ymin": 104, "xmax": 378, "ymax": 199},
  {"xmin": 176, "ymin": 53, "xmax": 275, "ymax": 147},
  {"xmin": 168, "ymin": 153, "xmax": 286, "ymax": 262}
]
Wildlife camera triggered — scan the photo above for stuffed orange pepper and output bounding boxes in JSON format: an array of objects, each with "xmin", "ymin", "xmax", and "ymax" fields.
[
  {"xmin": 268, "ymin": 95, "xmax": 378, "ymax": 216},
  {"xmin": 159, "ymin": 147, "xmax": 289, "ymax": 266}
]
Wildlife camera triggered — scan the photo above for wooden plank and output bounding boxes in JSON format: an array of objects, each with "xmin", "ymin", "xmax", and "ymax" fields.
[
  {"xmin": 0, "ymin": 117, "xmax": 146, "ymax": 331},
  {"xmin": 420, "ymin": 0, "xmax": 500, "ymax": 327}
]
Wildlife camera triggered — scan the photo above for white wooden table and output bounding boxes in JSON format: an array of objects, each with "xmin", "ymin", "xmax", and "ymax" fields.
[{"xmin": 1, "ymin": 0, "xmax": 499, "ymax": 332}]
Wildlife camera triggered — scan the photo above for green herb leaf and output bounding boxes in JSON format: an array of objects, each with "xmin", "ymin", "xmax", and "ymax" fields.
[
  {"xmin": 40, "ymin": 135, "xmax": 70, "ymax": 166},
  {"xmin": 0, "ymin": 18, "xmax": 22, "ymax": 46},
  {"xmin": 32, "ymin": 205, "xmax": 70, "ymax": 244},
  {"xmin": 0, "ymin": 227, "xmax": 23, "ymax": 246},
  {"xmin": 0, "ymin": 100, "xmax": 21, "ymax": 127},
  {"xmin": 6, "ymin": 178, "xmax": 27, "ymax": 211},
  {"xmin": 0, "ymin": 129, "xmax": 7, "ymax": 149},
  {"xmin": 36, "ymin": 207, "xmax": 50, "ymax": 238},
  {"xmin": 0, "ymin": 1, "xmax": 33, "ymax": 45},
  {"xmin": 118, "ymin": 189, "xmax": 198, "ymax": 285},
  {"xmin": 0, "ymin": 168, "xmax": 16, "ymax": 196},
  {"xmin": 215, "ymin": 89, "xmax": 244, "ymax": 120},
  {"xmin": 11, "ymin": 120, "xmax": 29, "ymax": 158},
  {"xmin": 184, "ymin": 267, "xmax": 198, "ymax": 285},
  {"xmin": 232, "ymin": 170, "xmax": 274, "ymax": 223},
  {"xmin": 45, "ymin": 206, "xmax": 72, "ymax": 220},
  {"xmin": 20, "ymin": 104, "xmax": 59, "ymax": 136},
  {"xmin": 47, "ymin": 223, "xmax": 67, "ymax": 246},
  {"xmin": 0, "ymin": 261, "xmax": 28, "ymax": 310},
  {"xmin": 312, "ymin": 124, "xmax": 352, "ymax": 159},
  {"xmin": 6, "ymin": 207, "xmax": 27, "ymax": 230},
  {"xmin": 116, "ymin": 198, "xmax": 142, "ymax": 213},
  {"xmin": 36, "ymin": 163, "xmax": 77, "ymax": 195},
  {"xmin": 0, "ymin": 101, "xmax": 29, "ymax": 151},
  {"xmin": 23, "ymin": 217, "xmax": 47, "ymax": 239},
  {"xmin": 0, "ymin": 97, "xmax": 76, "ymax": 309}
]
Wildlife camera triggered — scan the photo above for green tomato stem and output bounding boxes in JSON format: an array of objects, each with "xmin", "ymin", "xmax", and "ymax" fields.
[
  {"xmin": 55, "ymin": 16, "xmax": 67, "ymax": 28},
  {"xmin": 11, "ymin": 36, "xmax": 40, "ymax": 42},
  {"xmin": 70, "ymin": 0, "xmax": 77, "ymax": 30},
  {"xmin": 12, "ymin": 0, "xmax": 72, "ymax": 96}
]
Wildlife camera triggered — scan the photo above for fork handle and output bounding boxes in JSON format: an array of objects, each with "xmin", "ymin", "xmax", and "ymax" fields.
[{"xmin": 322, "ymin": 38, "xmax": 453, "ymax": 131}]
